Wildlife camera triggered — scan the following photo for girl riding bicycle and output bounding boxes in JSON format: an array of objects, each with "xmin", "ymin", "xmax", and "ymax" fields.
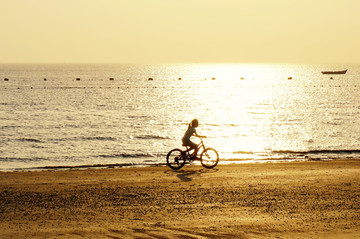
[
  {"xmin": 182, "ymin": 119, "xmax": 206, "ymax": 158},
  {"xmin": 166, "ymin": 119, "xmax": 218, "ymax": 169}
]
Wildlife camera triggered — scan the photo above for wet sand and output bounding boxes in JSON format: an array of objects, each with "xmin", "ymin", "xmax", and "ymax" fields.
[{"xmin": 1, "ymin": 159, "xmax": 359, "ymax": 238}]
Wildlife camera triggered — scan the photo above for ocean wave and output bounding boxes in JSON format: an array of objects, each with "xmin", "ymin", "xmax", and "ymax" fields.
[
  {"xmin": 98, "ymin": 153, "xmax": 158, "ymax": 158},
  {"xmin": 51, "ymin": 136, "xmax": 118, "ymax": 142},
  {"xmin": 0, "ymin": 125, "xmax": 20, "ymax": 129},
  {"xmin": 134, "ymin": 135, "xmax": 171, "ymax": 140},
  {"xmin": 248, "ymin": 111, "xmax": 265, "ymax": 115},
  {"xmin": 325, "ymin": 121, "xmax": 343, "ymax": 126},
  {"xmin": 232, "ymin": 151, "xmax": 257, "ymax": 155},
  {"xmin": 81, "ymin": 136, "xmax": 118, "ymax": 141},
  {"xmin": 206, "ymin": 123, "xmax": 239, "ymax": 127},
  {"xmin": 0, "ymin": 157, "xmax": 46, "ymax": 162},
  {"xmin": 272, "ymin": 149, "xmax": 360, "ymax": 155},
  {"xmin": 17, "ymin": 138, "xmax": 43, "ymax": 143},
  {"xmin": 230, "ymin": 149, "xmax": 360, "ymax": 160}
]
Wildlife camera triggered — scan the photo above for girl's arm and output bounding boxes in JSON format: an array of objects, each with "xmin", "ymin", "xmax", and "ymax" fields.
[{"xmin": 194, "ymin": 130, "xmax": 206, "ymax": 138}]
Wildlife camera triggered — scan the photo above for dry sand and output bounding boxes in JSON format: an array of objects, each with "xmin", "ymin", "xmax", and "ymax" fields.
[{"xmin": 1, "ymin": 159, "xmax": 359, "ymax": 238}]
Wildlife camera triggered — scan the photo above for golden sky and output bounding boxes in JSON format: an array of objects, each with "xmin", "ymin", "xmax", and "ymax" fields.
[{"xmin": 1, "ymin": 0, "xmax": 359, "ymax": 64}]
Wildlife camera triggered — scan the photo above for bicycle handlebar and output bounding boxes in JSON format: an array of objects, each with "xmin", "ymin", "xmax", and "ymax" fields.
[{"xmin": 197, "ymin": 135, "xmax": 207, "ymax": 138}]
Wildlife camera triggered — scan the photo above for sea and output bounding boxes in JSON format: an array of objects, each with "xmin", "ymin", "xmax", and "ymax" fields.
[{"xmin": 1, "ymin": 63, "xmax": 359, "ymax": 171}]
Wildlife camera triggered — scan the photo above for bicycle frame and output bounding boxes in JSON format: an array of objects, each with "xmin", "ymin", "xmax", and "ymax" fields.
[
  {"xmin": 184, "ymin": 137, "xmax": 206, "ymax": 160},
  {"xmin": 166, "ymin": 136, "xmax": 219, "ymax": 169}
]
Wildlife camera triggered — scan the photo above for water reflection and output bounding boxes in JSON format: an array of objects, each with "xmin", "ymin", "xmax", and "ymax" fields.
[{"xmin": 1, "ymin": 63, "xmax": 359, "ymax": 170}]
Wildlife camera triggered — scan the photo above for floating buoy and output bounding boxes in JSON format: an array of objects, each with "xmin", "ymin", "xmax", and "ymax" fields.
[
  {"xmin": 4, "ymin": 78, "xmax": 9, "ymax": 81},
  {"xmin": 212, "ymin": 77, "xmax": 215, "ymax": 80},
  {"xmin": 148, "ymin": 78, "xmax": 153, "ymax": 81},
  {"xmin": 109, "ymin": 78, "xmax": 114, "ymax": 81},
  {"xmin": 76, "ymin": 78, "xmax": 80, "ymax": 81},
  {"xmin": 288, "ymin": 77, "xmax": 292, "ymax": 80}
]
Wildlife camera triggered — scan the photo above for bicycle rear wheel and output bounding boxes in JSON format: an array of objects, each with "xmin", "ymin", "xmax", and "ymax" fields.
[
  {"xmin": 200, "ymin": 148, "xmax": 219, "ymax": 168},
  {"xmin": 166, "ymin": 149, "xmax": 186, "ymax": 170}
]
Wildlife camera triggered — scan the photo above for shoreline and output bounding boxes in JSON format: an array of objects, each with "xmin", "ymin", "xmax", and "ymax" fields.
[
  {"xmin": 1, "ymin": 156, "xmax": 358, "ymax": 172},
  {"xmin": 1, "ymin": 159, "xmax": 359, "ymax": 238}
]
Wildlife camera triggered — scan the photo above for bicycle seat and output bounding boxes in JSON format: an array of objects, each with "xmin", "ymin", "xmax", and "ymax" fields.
[{"xmin": 182, "ymin": 145, "xmax": 191, "ymax": 151}]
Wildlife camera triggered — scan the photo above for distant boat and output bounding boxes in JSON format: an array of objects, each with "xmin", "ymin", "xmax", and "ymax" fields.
[{"xmin": 321, "ymin": 69, "xmax": 347, "ymax": 75}]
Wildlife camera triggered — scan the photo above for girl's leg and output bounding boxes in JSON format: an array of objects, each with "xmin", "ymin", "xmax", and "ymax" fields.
[
  {"xmin": 189, "ymin": 141, "xmax": 198, "ymax": 158},
  {"xmin": 183, "ymin": 140, "xmax": 198, "ymax": 158}
]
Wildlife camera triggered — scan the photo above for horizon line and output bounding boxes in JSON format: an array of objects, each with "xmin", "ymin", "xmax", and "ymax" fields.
[{"xmin": 0, "ymin": 61, "xmax": 357, "ymax": 65}]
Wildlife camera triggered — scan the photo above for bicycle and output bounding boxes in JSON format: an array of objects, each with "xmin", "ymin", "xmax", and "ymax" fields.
[{"xmin": 166, "ymin": 136, "xmax": 219, "ymax": 170}]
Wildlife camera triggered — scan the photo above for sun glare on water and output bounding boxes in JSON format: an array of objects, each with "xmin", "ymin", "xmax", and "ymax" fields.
[
  {"xmin": 175, "ymin": 64, "xmax": 280, "ymax": 159},
  {"xmin": 168, "ymin": 63, "xmax": 328, "ymax": 161}
]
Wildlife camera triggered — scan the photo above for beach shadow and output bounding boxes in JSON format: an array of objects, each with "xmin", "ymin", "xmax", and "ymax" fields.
[{"xmin": 165, "ymin": 168, "xmax": 219, "ymax": 182}]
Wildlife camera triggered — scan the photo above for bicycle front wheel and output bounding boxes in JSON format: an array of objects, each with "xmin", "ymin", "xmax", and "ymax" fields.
[
  {"xmin": 166, "ymin": 149, "xmax": 186, "ymax": 170},
  {"xmin": 200, "ymin": 148, "xmax": 219, "ymax": 168}
]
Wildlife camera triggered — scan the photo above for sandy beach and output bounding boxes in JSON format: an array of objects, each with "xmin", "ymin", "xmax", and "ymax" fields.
[{"xmin": 1, "ymin": 159, "xmax": 359, "ymax": 238}]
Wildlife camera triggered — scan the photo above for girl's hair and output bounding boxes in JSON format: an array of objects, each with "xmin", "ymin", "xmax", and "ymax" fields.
[{"xmin": 190, "ymin": 119, "xmax": 199, "ymax": 128}]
